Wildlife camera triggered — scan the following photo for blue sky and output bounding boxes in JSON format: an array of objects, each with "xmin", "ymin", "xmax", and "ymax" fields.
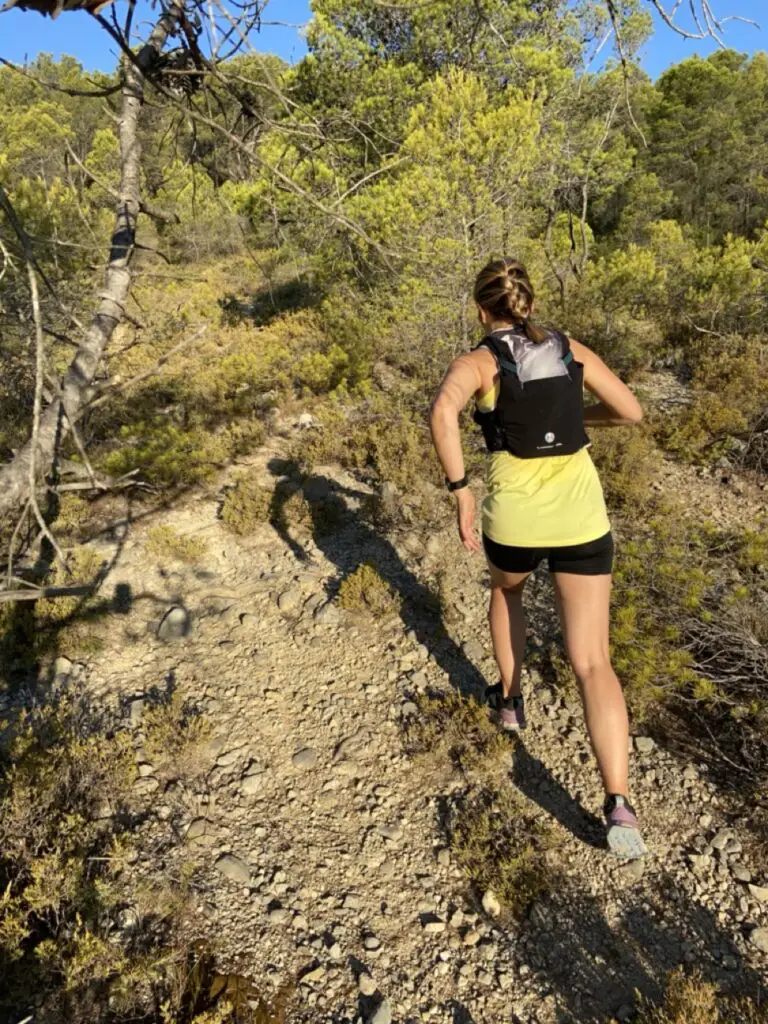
[{"xmin": 0, "ymin": 0, "xmax": 764, "ymax": 79}]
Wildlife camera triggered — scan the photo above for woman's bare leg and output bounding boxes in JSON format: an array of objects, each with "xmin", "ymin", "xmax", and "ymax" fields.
[
  {"xmin": 487, "ymin": 565, "xmax": 531, "ymax": 699},
  {"xmin": 553, "ymin": 572, "xmax": 629, "ymax": 797}
]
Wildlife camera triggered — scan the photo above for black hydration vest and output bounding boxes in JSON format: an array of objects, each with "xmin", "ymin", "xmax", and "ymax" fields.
[{"xmin": 472, "ymin": 326, "xmax": 590, "ymax": 459}]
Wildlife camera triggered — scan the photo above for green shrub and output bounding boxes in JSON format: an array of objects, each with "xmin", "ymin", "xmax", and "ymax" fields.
[
  {"xmin": 101, "ymin": 421, "xmax": 233, "ymax": 487},
  {"xmin": 220, "ymin": 473, "xmax": 273, "ymax": 535},
  {"xmin": 337, "ymin": 562, "xmax": 400, "ymax": 618},
  {"xmin": 590, "ymin": 426, "xmax": 659, "ymax": 515},
  {"xmin": 656, "ymin": 338, "xmax": 768, "ymax": 463},
  {"xmin": 146, "ymin": 525, "xmax": 208, "ymax": 564}
]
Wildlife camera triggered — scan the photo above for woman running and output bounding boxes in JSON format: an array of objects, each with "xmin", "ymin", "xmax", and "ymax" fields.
[{"xmin": 429, "ymin": 258, "xmax": 645, "ymax": 859}]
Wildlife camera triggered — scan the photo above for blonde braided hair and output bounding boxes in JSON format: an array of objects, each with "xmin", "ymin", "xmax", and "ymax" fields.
[{"xmin": 473, "ymin": 258, "xmax": 548, "ymax": 343}]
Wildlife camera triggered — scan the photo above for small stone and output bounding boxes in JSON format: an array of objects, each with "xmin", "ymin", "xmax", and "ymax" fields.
[
  {"xmin": 482, "ymin": 890, "xmax": 501, "ymax": 917},
  {"xmin": 54, "ymin": 655, "xmax": 73, "ymax": 680},
  {"xmin": 462, "ymin": 639, "xmax": 485, "ymax": 662},
  {"xmin": 215, "ymin": 854, "xmax": 251, "ymax": 886},
  {"xmin": 343, "ymin": 894, "xmax": 361, "ymax": 911},
  {"xmin": 401, "ymin": 702, "xmax": 418, "ymax": 718},
  {"xmin": 463, "ymin": 929, "xmax": 480, "ymax": 947},
  {"xmin": 298, "ymin": 412, "xmax": 316, "ymax": 430},
  {"xmin": 364, "ymin": 935, "xmax": 382, "ymax": 951},
  {"xmin": 748, "ymin": 884, "xmax": 768, "ymax": 903},
  {"xmin": 376, "ymin": 824, "xmax": 403, "ymax": 842},
  {"xmin": 137, "ymin": 762, "xmax": 155, "ymax": 778},
  {"xmin": 269, "ymin": 908, "xmax": 289, "ymax": 924},
  {"xmin": 127, "ymin": 697, "xmax": 146, "ymax": 728},
  {"xmin": 293, "ymin": 914, "xmax": 308, "ymax": 930},
  {"xmin": 712, "ymin": 829, "xmax": 734, "ymax": 851},
  {"xmin": 359, "ymin": 973, "xmax": 377, "ymax": 997},
  {"xmin": 186, "ymin": 818, "xmax": 211, "ymax": 842},
  {"xmin": 314, "ymin": 601, "xmax": 340, "ymax": 625},
  {"xmin": 699, "ymin": 813, "xmax": 713, "ymax": 828},
  {"xmin": 619, "ymin": 859, "xmax": 646, "ymax": 883},
  {"xmin": 368, "ymin": 998, "xmax": 392, "ymax": 1024},
  {"xmin": 422, "ymin": 916, "xmax": 446, "ymax": 935},
  {"xmin": 634, "ymin": 736, "xmax": 655, "ymax": 754},
  {"xmin": 300, "ymin": 964, "xmax": 326, "ymax": 985},
  {"xmin": 278, "ymin": 589, "xmax": 302, "ymax": 613},
  {"xmin": 477, "ymin": 969, "xmax": 492, "ymax": 986},
  {"xmin": 133, "ymin": 777, "xmax": 160, "ymax": 795},
  {"xmin": 292, "ymin": 747, "xmax": 318, "ymax": 770},
  {"xmin": 732, "ymin": 865, "xmax": 752, "ymax": 883},
  {"xmin": 425, "ymin": 536, "xmax": 442, "ymax": 556},
  {"xmin": 749, "ymin": 928, "xmax": 768, "ymax": 954},
  {"xmin": 436, "ymin": 848, "xmax": 451, "ymax": 868},
  {"xmin": 241, "ymin": 773, "xmax": 264, "ymax": 796},
  {"xmin": 157, "ymin": 605, "xmax": 191, "ymax": 641}
]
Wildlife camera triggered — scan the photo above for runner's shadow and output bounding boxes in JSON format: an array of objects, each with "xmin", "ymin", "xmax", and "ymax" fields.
[
  {"xmin": 512, "ymin": 739, "xmax": 605, "ymax": 850},
  {"xmin": 267, "ymin": 459, "xmax": 486, "ymax": 700}
]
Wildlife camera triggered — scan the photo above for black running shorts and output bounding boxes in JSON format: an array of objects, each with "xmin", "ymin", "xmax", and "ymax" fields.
[{"xmin": 482, "ymin": 530, "xmax": 614, "ymax": 576}]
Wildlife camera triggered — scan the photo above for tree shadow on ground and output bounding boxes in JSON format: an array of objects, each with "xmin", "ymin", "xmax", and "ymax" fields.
[
  {"xmin": 512, "ymin": 739, "xmax": 605, "ymax": 851},
  {"xmin": 529, "ymin": 878, "xmax": 765, "ymax": 1023},
  {"xmin": 219, "ymin": 276, "xmax": 319, "ymax": 328},
  {"xmin": 267, "ymin": 459, "xmax": 486, "ymax": 700}
]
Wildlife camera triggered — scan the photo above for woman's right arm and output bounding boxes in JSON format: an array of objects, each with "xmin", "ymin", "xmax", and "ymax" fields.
[{"xmin": 570, "ymin": 339, "xmax": 643, "ymax": 427}]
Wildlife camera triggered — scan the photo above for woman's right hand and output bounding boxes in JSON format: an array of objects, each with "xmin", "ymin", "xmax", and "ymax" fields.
[{"xmin": 456, "ymin": 488, "xmax": 482, "ymax": 553}]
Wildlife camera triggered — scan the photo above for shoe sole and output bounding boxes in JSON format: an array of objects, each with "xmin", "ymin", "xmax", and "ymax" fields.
[{"xmin": 606, "ymin": 824, "xmax": 647, "ymax": 860}]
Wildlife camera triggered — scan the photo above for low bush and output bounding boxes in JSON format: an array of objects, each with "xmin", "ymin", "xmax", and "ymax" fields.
[
  {"xmin": 449, "ymin": 784, "xmax": 555, "ymax": 919},
  {"xmin": 405, "ymin": 692, "xmax": 555, "ymax": 917},
  {"xmin": 0, "ymin": 689, "xmax": 280, "ymax": 1024},
  {"xmin": 636, "ymin": 967, "xmax": 767, "ymax": 1023},
  {"xmin": 405, "ymin": 691, "xmax": 508, "ymax": 777},
  {"xmin": 146, "ymin": 525, "xmax": 208, "ymax": 564},
  {"xmin": 655, "ymin": 338, "xmax": 768, "ymax": 465},
  {"xmin": 337, "ymin": 562, "xmax": 400, "ymax": 618},
  {"xmin": 220, "ymin": 473, "xmax": 273, "ymax": 535}
]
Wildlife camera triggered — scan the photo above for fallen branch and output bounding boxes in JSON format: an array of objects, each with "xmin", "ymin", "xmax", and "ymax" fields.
[{"xmin": 0, "ymin": 585, "xmax": 93, "ymax": 604}]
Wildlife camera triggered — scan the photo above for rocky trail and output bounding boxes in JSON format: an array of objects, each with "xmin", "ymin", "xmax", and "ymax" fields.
[{"xmin": 21, "ymin": 414, "xmax": 768, "ymax": 1024}]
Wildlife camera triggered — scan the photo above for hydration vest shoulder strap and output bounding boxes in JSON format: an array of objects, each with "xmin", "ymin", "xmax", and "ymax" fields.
[{"xmin": 475, "ymin": 338, "xmax": 518, "ymax": 376}]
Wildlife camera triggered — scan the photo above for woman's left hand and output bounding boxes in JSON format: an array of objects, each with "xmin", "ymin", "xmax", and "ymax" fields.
[{"xmin": 456, "ymin": 488, "xmax": 482, "ymax": 553}]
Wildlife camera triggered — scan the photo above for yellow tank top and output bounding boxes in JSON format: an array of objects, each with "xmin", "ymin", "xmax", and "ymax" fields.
[{"xmin": 477, "ymin": 383, "xmax": 610, "ymax": 548}]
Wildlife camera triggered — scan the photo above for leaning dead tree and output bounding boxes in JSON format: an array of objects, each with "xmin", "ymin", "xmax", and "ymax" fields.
[{"xmin": 0, "ymin": 0, "xmax": 187, "ymax": 523}]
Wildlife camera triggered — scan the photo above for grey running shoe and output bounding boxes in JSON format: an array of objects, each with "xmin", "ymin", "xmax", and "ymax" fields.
[
  {"xmin": 604, "ymin": 794, "xmax": 647, "ymax": 859},
  {"xmin": 485, "ymin": 683, "xmax": 527, "ymax": 732}
]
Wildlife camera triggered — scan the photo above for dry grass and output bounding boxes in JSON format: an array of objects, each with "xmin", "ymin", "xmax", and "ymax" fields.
[{"xmin": 636, "ymin": 968, "xmax": 768, "ymax": 1023}]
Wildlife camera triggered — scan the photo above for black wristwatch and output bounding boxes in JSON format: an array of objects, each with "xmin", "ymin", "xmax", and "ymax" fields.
[{"xmin": 445, "ymin": 475, "xmax": 468, "ymax": 492}]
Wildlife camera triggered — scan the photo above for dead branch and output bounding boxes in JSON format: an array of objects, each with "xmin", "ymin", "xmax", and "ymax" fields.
[
  {"xmin": 0, "ymin": 55, "xmax": 121, "ymax": 97},
  {"xmin": 86, "ymin": 324, "xmax": 209, "ymax": 411},
  {"xmin": 647, "ymin": 0, "xmax": 759, "ymax": 44},
  {"xmin": 0, "ymin": 585, "xmax": 93, "ymax": 604},
  {"xmin": 26, "ymin": 257, "xmax": 70, "ymax": 572}
]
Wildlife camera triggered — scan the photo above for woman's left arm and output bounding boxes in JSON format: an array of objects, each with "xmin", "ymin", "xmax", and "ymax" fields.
[{"xmin": 429, "ymin": 354, "xmax": 484, "ymax": 552}]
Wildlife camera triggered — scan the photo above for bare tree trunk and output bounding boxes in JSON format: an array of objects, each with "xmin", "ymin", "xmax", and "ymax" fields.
[{"xmin": 0, "ymin": 1, "xmax": 184, "ymax": 520}]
